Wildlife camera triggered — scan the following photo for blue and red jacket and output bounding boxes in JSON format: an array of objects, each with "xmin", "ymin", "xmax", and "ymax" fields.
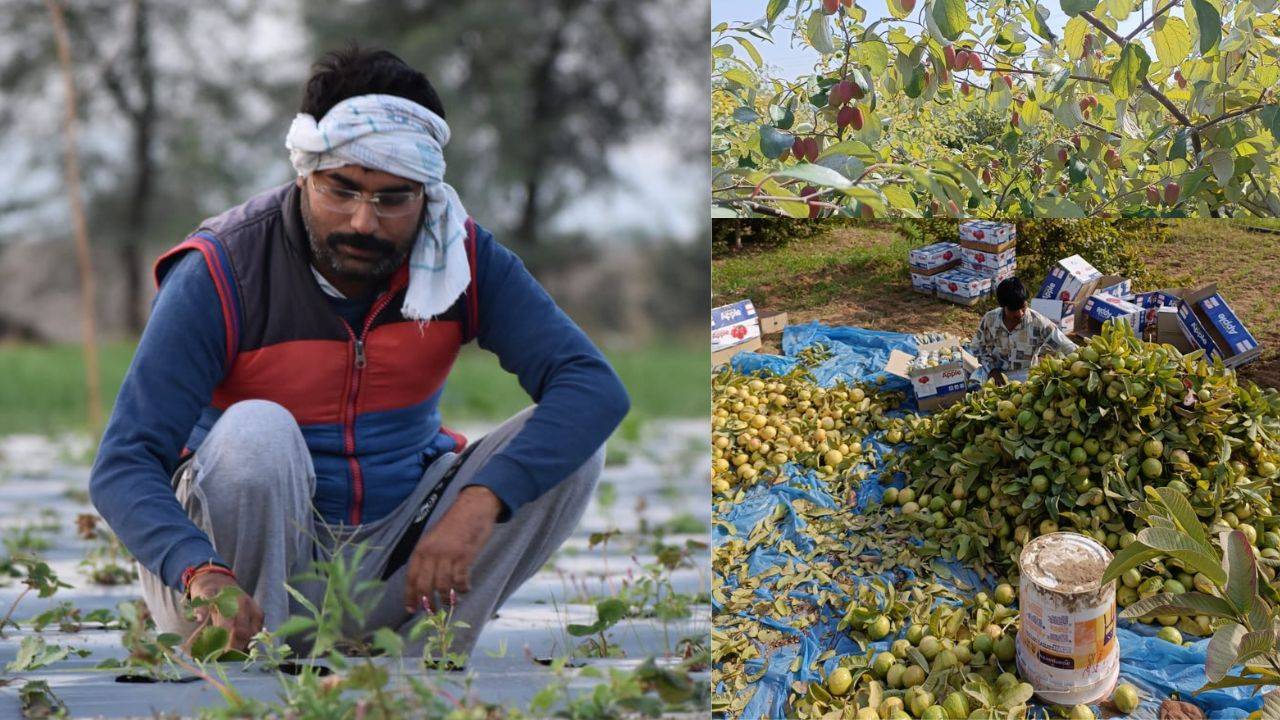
[{"xmin": 89, "ymin": 182, "xmax": 630, "ymax": 590}]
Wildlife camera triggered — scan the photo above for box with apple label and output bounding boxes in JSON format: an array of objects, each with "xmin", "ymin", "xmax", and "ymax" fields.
[
  {"xmin": 1037, "ymin": 255, "xmax": 1102, "ymax": 303},
  {"xmin": 1083, "ymin": 293, "xmax": 1143, "ymax": 334},
  {"xmin": 1198, "ymin": 293, "xmax": 1261, "ymax": 366},
  {"xmin": 884, "ymin": 339, "xmax": 980, "ymax": 411},
  {"xmin": 910, "ymin": 272, "xmax": 935, "ymax": 295},
  {"xmin": 961, "ymin": 246, "xmax": 1017, "ymax": 271},
  {"xmin": 711, "ymin": 299, "xmax": 763, "ymax": 366},
  {"xmin": 909, "ymin": 242, "xmax": 962, "ymax": 275},
  {"xmin": 934, "ymin": 268, "xmax": 992, "ymax": 306},
  {"xmin": 958, "ymin": 221, "xmax": 1016, "ymax": 249},
  {"xmin": 1177, "ymin": 301, "xmax": 1220, "ymax": 361}
]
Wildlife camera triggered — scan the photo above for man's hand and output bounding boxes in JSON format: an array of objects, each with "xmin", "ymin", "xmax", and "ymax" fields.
[
  {"xmin": 187, "ymin": 571, "xmax": 264, "ymax": 651},
  {"xmin": 403, "ymin": 486, "xmax": 503, "ymax": 614}
]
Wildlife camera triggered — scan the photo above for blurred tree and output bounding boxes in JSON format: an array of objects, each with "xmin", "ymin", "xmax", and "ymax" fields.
[
  {"xmin": 0, "ymin": 0, "xmax": 301, "ymax": 334},
  {"xmin": 302, "ymin": 0, "xmax": 704, "ymax": 252}
]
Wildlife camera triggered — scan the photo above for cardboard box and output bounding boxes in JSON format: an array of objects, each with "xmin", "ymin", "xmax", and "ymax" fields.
[
  {"xmin": 711, "ymin": 299, "xmax": 762, "ymax": 367},
  {"xmin": 1199, "ymin": 294, "xmax": 1260, "ymax": 363},
  {"xmin": 759, "ymin": 310, "xmax": 789, "ymax": 336},
  {"xmin": 1057, "ymin": 273, "xmax": 1128, "ymax": 340},
  {"xmin": 1097, "ymin": 278, "xmax": 1133, "ymax": 299},
  {"xmin": 1037, "ymin": 255, "xmax": 1102, "ymax": 303},
  {"xmin": 712, "ymin": 337, "xmax": 761, "ymax": 367},
  {"xmin": 1177, "ymin": 301, "xmax": 1220, "ymax": 361},
  {"xmin": 966, "ymin": 261, "xmax": 1017, "ymax": 289},
  {"xmin": 959, "ymin": 221, "xmax": 1016, "ymax": 248},
  {"xmin": 960, "ymin": 237, "xmax": 1017, "ymax": 254},
  {"xmin": 1031, "ymin": 297, "xmax": 1074, "ymax": 333},
  {"xmin": 1170, "ymin": 285, "xmax": 1262, "ymax": 367},
  {"xmin": 934, "ymin": 268, "xmax": 992, "ymax": 299},
  {"xmin": 1135, "ymin": 290, "xmax": 1181, "ymax": 310},
  {"xmin": 910, "ymin": 272, "xmax": 936, "ymax": 295},
  {"xmin": 1082, "ymin": 293, "xmax": 1143, "ymax": 335},
  {"xmin": 961, "ymin": 246, "xmax": 1017, "ymax": 271},
  {"xmin": 912, "ymin": 259, "xmax": 961, "ymax": 277},
  {"xmin": 1155, "ymin": 307, "xmax": 1192, "ymax": 351},
  {"xmin": 909, "ymin": 242, "xmax": 962, "ymax": 273},
  {"xmin": 884, "ymin": 339, "xmax": 980, "ymax": 411}
]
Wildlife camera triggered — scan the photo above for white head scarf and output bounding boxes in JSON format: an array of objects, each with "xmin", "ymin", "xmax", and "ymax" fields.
[{"xmin": 285, "ymin": 94, "xmax": 470, "ymax": 323}]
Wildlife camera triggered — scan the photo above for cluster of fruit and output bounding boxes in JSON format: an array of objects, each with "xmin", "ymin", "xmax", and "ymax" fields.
[
  {"xmin": 711, "ymin": 367, "xmax": 900, "ymax": 497},
  {"xmin": 913, "ymin": 332, "xmax": 960, "ymax": 345},
  {"xmin": 888, "ymin": 321, "xmax": 1280, "ymax": 628},
  {"xmin": 908, "ymin": 345, "xmax": 963, "ymax": 371},
  {"xmin": 794, "ymin": 586, "xmax": 1033, "ymax": 719}
]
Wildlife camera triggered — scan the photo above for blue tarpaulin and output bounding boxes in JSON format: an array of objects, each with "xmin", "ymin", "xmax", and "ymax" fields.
[{"xmin": 714, "ymin": 323, "xmax": 1270, "ymax": 719}]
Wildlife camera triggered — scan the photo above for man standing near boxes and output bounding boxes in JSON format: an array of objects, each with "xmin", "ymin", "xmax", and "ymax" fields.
[{"xmin": 973, "ymin": 278, "xmax": 1078, "ymax": 384}]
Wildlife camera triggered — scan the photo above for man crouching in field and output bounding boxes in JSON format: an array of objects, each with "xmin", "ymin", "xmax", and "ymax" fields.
[{"xmin": 88, "ymin": 46, "xmax": 629, "ymax": 658}]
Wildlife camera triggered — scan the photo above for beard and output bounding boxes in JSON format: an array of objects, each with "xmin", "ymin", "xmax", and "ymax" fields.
[{"xmin": 300, "ymin": 190, "xmax": 413, "ymax": 283}]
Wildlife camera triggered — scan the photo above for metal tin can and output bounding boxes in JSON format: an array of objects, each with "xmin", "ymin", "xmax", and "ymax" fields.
[{"xmin": 1016, "ymin": 532, "xmax": 1119, "ymax": 706}]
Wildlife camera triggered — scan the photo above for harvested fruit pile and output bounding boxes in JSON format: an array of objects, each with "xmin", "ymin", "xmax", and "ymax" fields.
[
  {"xmin": 889, "ymin": 321, "xmax": 1280, "ymax": 630},
  {"xmin": 712, "ymin": 321, "xmax": 1280, "ymax": 718},
  {"xmin": 711, "ymin": 345, "xmax": 903, "ymax": 498}
]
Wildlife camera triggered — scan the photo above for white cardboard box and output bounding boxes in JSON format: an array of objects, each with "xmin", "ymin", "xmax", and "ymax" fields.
[{"xmin": 1036, "ymin": 255, "xmax": 1102, "ymax": 304}]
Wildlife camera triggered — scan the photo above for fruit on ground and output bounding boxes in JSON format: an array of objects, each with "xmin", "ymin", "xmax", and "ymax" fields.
[
  {"xmin": 1112, "ymin": 682, "xmax": 1141, "ymax": 714},
  {"xmin": 827, "ymin": 666, "xmax": 853, "ymax": 696}
]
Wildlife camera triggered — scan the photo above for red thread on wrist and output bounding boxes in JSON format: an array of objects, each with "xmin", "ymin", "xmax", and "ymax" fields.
[{"xmin": 182, "ymin": 563, "xmax": 236, "ymax": 595}]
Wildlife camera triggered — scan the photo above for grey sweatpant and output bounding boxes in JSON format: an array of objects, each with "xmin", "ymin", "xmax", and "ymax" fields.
[{"xmin": 138, "ymin": 399, "xmax": 603, "ymax": 658}]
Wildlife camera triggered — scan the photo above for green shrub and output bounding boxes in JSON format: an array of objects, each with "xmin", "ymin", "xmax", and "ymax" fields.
[{"xmin": 712, "ymin": 219, "xmax": 831, "ymax": 253}]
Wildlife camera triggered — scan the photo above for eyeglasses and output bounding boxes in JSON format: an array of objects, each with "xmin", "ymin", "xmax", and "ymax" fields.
[{"xmin": 308, "ymin": 176, "xmax": 423, "ymax": 218}]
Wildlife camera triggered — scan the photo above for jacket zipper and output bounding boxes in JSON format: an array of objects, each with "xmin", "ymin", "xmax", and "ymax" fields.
[{"xmin": 339, "ymin": 287, "xmax": 401, "ymax": 526}]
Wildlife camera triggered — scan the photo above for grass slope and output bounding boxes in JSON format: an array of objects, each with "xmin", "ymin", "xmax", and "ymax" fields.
[{"xmin": 712, "ymin": 220, "xmax": 1280, "ymax": 389}]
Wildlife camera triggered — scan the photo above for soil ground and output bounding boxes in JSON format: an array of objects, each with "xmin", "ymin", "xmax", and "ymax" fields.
[{"xmin": 712, "ymin": 220, "xmax": 1280, "ymax": 390}]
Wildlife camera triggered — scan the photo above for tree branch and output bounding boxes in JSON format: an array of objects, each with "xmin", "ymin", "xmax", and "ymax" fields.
[
  {"xmin": 1195, "ymin": 103, "xmax": 1266, "ymax": 132},
  {"xmin": 1125, "ymin": 0, "xmax": 1181, "ymax": 42}
]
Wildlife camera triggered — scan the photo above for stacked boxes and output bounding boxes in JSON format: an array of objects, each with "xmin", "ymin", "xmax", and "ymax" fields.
[
  {"xmin": 934, "ymin": 268, "xmax": 993, "ymax": 306},
  {"xmin": 909, "ymin": 241, "xmax": 962, "ymax": 296},
  {"xmin": 959, "ymin": 221, "xmax": 1017, "ymax": 292}
]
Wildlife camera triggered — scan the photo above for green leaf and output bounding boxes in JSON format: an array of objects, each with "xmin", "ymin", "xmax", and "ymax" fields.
[
  {"xmin": 1153, "ymin": 487, "xmax": 1208, "ymax": 547},
  {"xmin": 733, "ymin": 36, "xmax": 764, "ymax": 68},
  {"xmin": 806, "ymin": 10, "xmax": 835, "ymax": 54},
  {"xmin": 6, "ymin": 637, "xmax": 71, "ymax": 672},
  {"xmin": 189, "ymin": 626, "xmax": 231, "ymax": 662},
  {"xmin": 723, "ymin": 68, "xmax": 755, "ymax": 87},
  {"xmin": 1136, "ymin": 527, "xmax": 1228, "ymax": 584},
  {"xmin": 1063, "ymin": 16, "xmax": 1090, "ymax": 58},
  {"xmin": 733, "ymin": 107, "xmax": 761, "ymax": 124},
  {"xmin": 1205, "ymin": 623, "xmax": 1246, "ymax": 682},
  {"xmin": 371, "ymin": 627, "xmax": 404, "ymax": 657},
  {"xmin": 766, "ymin": 0, "xmax": 790, "ymax": 24},
  {"xmin": 904, "ymin": 64, "xmax": 926, "ymax": 99},
  {"xmin": 1110, "ymin": 44, "xmax": 1151, "ymax": 100},
  {"xmin": 1153, "ymin": 17, "xmax": 1193, "ymax": 69},
  {"xmin": 930, "ymin": 0, "xmax": 971, "ymax": 41},
  {"xmin": 1206, "ymin": 150, "xmax": 1235, "ymax": 187},
  {"xmin": 1223, "ymin": 529, "xmax": 1259, "ymax": 615},
  {"xmin": 1261, "ymin": 105, "xmax": 1280, "ymax": 141},
  {"xmin": 769, "ymin": 104, "xmax": 795, "ymax": 130},
  {"xmin": 1034, "ymin": 196, "xmax": 1086, "ymax": 217},
  {"xmin": 1118, "ymin": 591, "xmax": 1238, "ymax": 620},
  {"xmin": 275, "ymin": 615, "xmax": 316, "ymax": 638},
  {"xmin": 1024, "ymin": 3, "xmax": 1056, "ymax": 41},
  {"xmin": 759, "ymin": 126, "xmax": 794, "ymax": 159},
  {"xmin": 1061, "ymin": 0, "xmax": 1101, "ymax": 16},
  {"xmin": 887, "ymin": 0, "xmax": 913, "ymax": 19},
  {"xmin": 566, "ymin": 622, "xmax": 603, "ymax": 637},
  {"xmin": 596, "ymin": 598, "xmax": 629, "ymax": 626},
  {"xmin": 774, "ymin": 164, "xmax": 855, "ymax": 189},
  {"xmin": 1190, "ymin": 0, "xmax": 1221, "ymax": 54}
]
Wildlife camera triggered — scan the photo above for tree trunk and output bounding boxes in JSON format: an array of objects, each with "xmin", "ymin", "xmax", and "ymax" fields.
[
  {"xmin": 46, "ymin": 0, "xmax": 103, "ymax": 434},
  {"xmin": 123, "ymin": 0, "xmax": 155, "ymax": 335},
  {"xmin": 515, "ymin": 0, "xmax": 580, "ymax": 248}
]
